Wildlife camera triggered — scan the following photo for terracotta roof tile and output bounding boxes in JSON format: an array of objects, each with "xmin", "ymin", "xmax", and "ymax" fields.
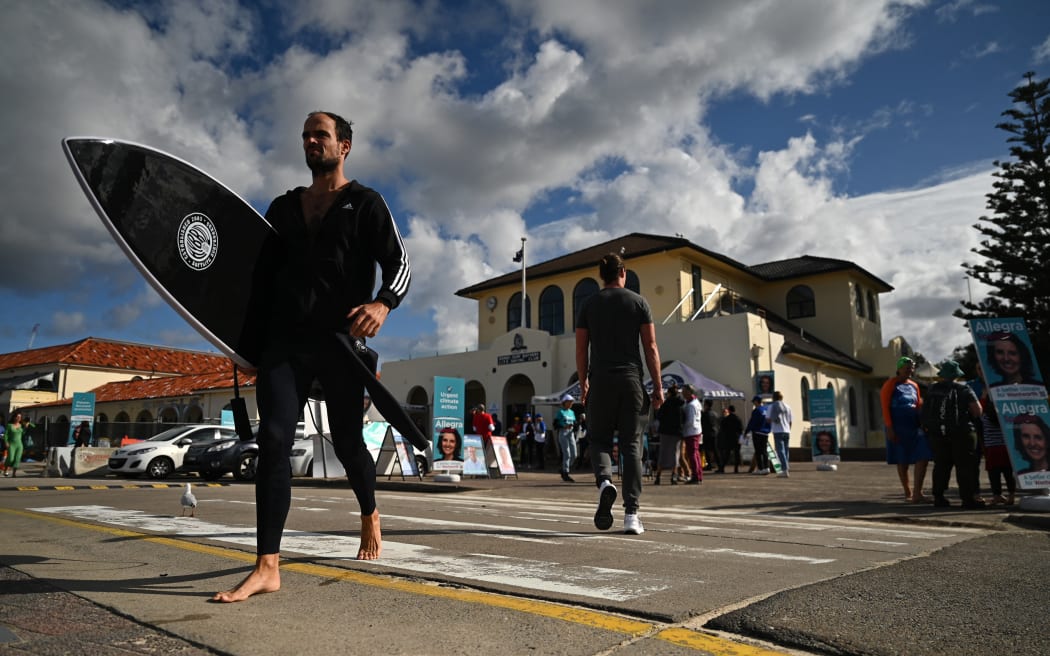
[
  {"xmin": 31, "ymin": 371, "xmax": 257, "ymax": 408},
  {"xmin": 0, "ymin": 337, "xmax": 230, "ymax": 375}
]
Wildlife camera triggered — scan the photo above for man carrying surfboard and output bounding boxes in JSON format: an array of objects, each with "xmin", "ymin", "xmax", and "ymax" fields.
[{"xmin": 213, "ymin": 111, "xmax": 411, "ymax": 603}]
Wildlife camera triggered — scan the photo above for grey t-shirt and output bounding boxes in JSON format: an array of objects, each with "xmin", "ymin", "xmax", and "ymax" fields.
[{"xmin": 576, "ymin": 287, "xmax": 653, "ymax": 378}]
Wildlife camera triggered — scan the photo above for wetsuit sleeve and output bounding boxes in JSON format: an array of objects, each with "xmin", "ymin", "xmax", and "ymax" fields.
[{"xmin": 369, "ymin": 193, "xmax": 411, "ymax": 310}]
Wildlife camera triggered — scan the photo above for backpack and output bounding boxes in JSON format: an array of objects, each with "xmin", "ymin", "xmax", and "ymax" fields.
[{"xmin": 921, "ymin": 382, "xmax": 970, "ymax": 437}]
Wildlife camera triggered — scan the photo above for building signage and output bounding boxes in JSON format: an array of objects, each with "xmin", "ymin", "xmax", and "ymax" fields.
[{"xmin": 497, "ymin": 351, "xmax": 540, "ymax": 366}]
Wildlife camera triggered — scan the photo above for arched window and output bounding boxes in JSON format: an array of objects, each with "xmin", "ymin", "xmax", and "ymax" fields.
[
  {"xmin": 135, "ymin": 410, "xmax": 153, "ymax": 423},
  {"xmin": 625, "ymin": 270, "xmax": 640, "ymax": 294},
  {"xmin": 507, "ymin": 292, "xmax": 532, "ymax": 329},
  {"xmin": 538, "ymin": 285, "xmax": 564, "ymax": 335},
  {"xmin": 573, "ymin": 278, "xmax": 599, "ymax": 328},
  {"xmin": 848, "ymin": 387, "xmax": 858, "ymax": 426},
  {"xmin": 867, "ymin": 291, "xmax": 878, "ymax": 323},
  {"xmin": 801, "ymin": 377, "xmax": 811, "ymax": 421},
  {"xmin": 787, "ymin": 285, "xmax": 816, "ymax": 319},
  {"xmin": 855, "ymin": 284, "xmax": 865, "ymax": 317},
  {"xmin": 115, "ymin": 411, "xmax": 130, "ymax": 423}
]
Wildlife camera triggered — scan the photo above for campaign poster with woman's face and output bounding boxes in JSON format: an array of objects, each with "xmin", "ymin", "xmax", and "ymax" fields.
[
  {"xmin": 969, "ymin": 318, "xmax": 1045, "ymax": 401},
  {"xmin": 755, "ymin": 371, "xmax": 775, "ymax": 398},
  {"xmin": 811, "ymin": 425, "xmax": 840, "ymax": 463},
  {"xmin": 995, "ymin": 396, "xmax": 1050, "ymax": 490}
]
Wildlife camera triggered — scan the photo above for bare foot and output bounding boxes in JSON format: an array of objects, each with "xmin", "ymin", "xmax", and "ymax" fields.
[
  {"xmin": 212, "ymin": 554, "xmax": 281, "ymax": 603},
  {"xmin": 357, "ymin": 510, "xmax": 382, "ymax": 560}
]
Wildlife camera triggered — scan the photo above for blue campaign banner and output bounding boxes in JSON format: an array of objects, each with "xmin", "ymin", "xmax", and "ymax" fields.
[
  {"xmin": 968, "ymin": 318, "xmax": 1048, "ymax": 489},
  {"xmin": 969, "ymin": 318, "xmax": 1046, "ymax": 403},
  {"xmin": 808, "ymin": 389, "xmax": 840, "ymax": 464},
  {"xmin": 221, "ymin": 409, "xmax": 234, "ymax": 427},
  {"xmin": 993, "ymin": 396, "xmax": 1050, "ymax": 490},
  {"xmin": 808, "ymin": 389, "xmax": 835, "ymax": 423},
  {"xmin": 433, "ymin": 376, "xmax": 465, "ymax": 468},
  {"xmin": 68, "ymin": 392, "xmax": 96, "ymax": 444}
]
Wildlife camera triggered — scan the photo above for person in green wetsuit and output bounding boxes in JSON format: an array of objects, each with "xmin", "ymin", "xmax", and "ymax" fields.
[{"xmin": 3, "ymin": 411, "xmax": 34, "ymax": 478}]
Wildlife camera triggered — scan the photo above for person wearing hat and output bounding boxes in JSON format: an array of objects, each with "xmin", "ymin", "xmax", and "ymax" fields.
[
  {"xmin": 471, "ymin": 403, "xmax": 495, "ymax": 444},
  {"xmin": 520, "ymin": 412, "xmax": 535, "ymax": 469},
  {"xmin": 554, "ymin": 394, "xmax": 578, "ymax": 482},
  {"xmin": 921, "ymin": 360, "xmax": 983, "ymax": 508},
  {"xmin": 744, "ymin": 395, "xmax": 772, "ymax": 475},
  {"xmin": 533, "ymin": 413, "xmax": 548, "ymax": 469},
  {"xmin": 881, "ymin": 356, "xmax": 933, "ymax": 502}
]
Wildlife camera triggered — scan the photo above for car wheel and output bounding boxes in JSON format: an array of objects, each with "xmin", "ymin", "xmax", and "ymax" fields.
[
  {"xmin": 415, "ymin": 455, "xmax": 429, "ymax": 476},
  {"xmin": 235, "ymin": 452, "xmax": 258, "ymax": 481},
  {"xmin": 146, "ymin": 457, "xmax": 175, "ymax": 479}
]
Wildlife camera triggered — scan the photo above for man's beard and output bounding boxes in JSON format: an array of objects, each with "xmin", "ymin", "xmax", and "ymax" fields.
[{"xmin": 306, "ymin": 153, "xmax": 341, "ymax": 174}]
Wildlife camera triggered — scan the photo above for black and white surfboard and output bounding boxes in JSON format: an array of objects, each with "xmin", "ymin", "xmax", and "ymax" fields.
[{"xmin": 62, "ymin": 138, "xmax": 429, "ymax": 450}]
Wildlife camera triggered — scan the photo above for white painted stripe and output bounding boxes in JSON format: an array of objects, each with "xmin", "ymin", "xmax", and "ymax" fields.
[
  {"xmin": 30, "ymin": 506, "xmax": 669, "ymax": 601},
  {"xmin": 375, "ymin": 493, "xmax": 978, "ymax": 540},
  {"xmin": 835, "ymin": 538, "xmax": 908, "ymax": 547}
]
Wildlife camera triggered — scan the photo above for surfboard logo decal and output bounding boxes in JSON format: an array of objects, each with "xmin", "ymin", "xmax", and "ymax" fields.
[{"xmin": 177, "ymin": 213, "xmax": 218, "ymax": 270}]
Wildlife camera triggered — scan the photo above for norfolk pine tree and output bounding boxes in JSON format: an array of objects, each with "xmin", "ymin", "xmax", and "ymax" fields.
[{"xmin": 956, "ymin": 71, "xmax": 1050, "ymax": 371}]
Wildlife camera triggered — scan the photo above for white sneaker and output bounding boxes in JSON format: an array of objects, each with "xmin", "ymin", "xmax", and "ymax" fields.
[
  {"xmin": 777, "ymin": 471, "xmax": 789, "ymax": 478},
  {"xmin": 594, "ymin": 480, "xmax": 617, "ymax": 530},
  {"xmin": 758, "ymin": 468, "xmax": 770, "ymax": 475},
  {"xmin": 623, "ymin": 513, "xmax": 644, "ymax": 535}
]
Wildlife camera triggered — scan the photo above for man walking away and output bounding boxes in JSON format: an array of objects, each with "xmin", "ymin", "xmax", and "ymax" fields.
[{"xmin": 576, "ymin": 253, "xmax": 664, "ymax": 535}]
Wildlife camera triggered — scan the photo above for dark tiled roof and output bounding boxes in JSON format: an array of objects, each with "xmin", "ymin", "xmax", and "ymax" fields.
[
  {"xmin": 30, "ymin": 371, "xmax": 257, "ymax": 408},
  {"xmin": 747, "ymin": 256, "xmax": 892, "ymax": 291},
  {"xmin": 456, "ymin": 232, "xmax": 890, "ymax": 296},
  {"xmin": 456, "ymin": 233, "xmax": 756, "ymax": 297},
  {"xmin": 728, "ymin": 296, "xmax": 872, "ymax": 373},
  {"xmin": 0, "ymin": 337, "xmax": 230, "ymax": 375}
]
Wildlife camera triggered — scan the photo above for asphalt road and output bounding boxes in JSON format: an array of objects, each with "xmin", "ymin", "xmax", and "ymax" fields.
[{"xmin": 1, "ymin": 460, "xmax": 1048, "ymax": 655}]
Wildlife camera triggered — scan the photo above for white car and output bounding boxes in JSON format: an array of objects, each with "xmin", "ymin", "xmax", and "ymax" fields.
[
  {"xmin": 289, "ymin": 436, "xmax": 314, "ymax": 477},
  {"xmin": 108, "ymin": 425, "xmax": 238, "ymax": 479}
]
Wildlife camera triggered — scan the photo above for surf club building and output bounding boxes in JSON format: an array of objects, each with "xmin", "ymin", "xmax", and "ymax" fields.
[{"xmin": 381, "ymin": 233, "xmax": 916, "ymax": 454}]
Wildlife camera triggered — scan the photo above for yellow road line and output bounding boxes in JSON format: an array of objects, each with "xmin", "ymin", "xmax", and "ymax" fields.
[
  {"xmin": 1, "ymin": 507, "xmax": 790, "ymax": 654},
  {"xmin": 657, "ymin": 627, "xmax": 787, "ymax": 655}
]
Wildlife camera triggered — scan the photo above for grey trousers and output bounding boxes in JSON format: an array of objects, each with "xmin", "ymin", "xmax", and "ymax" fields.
[{"xmin": 586, "ymin": 373, "xmax": 646, "ymax": 513}]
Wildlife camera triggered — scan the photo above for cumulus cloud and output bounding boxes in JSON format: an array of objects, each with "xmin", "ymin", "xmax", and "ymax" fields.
[{"xmin": 0, "ymin": 0, "xmax": 1009, "ymax": 365}]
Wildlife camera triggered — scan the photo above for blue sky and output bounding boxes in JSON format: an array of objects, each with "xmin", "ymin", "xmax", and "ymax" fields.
[{"xmin": 1, "ymin": 0, "xmax": 1047, "ymax": 366}]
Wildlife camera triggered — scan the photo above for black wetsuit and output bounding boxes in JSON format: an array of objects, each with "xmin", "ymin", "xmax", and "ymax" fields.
[{"xmin": 255, "ymin": 182, "xmax": 410, "ymax": 554}]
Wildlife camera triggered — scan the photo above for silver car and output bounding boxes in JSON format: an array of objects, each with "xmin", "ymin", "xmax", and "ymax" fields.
[{"xmin": 108, "ymin": 425, "xmax": 238, "ymax": 479}]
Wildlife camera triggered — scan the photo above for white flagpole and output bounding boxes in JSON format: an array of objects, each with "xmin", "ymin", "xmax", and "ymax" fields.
[{"xmin": 519, "ymin": 237, "xmax": 527, "ymax": 328}]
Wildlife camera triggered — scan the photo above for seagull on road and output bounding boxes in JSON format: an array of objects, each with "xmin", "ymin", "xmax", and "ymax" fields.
[{"xmin": 181, "ymin": 483, "xmax": 197, "ymax": 517}]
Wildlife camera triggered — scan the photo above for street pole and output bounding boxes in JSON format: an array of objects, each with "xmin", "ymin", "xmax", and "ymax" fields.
[{"xmin": 520, "ymin": 237, "xmax": 527, "ymax": 328}]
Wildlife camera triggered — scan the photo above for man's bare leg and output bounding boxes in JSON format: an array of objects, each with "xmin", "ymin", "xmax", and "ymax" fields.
[
  {"xmin": 357, "ymin": 510, "xmax": 382, "ymax": 560},
  {"xmin": 212, "ymin": 553, "xmax": 281, "ymax": 603}
]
